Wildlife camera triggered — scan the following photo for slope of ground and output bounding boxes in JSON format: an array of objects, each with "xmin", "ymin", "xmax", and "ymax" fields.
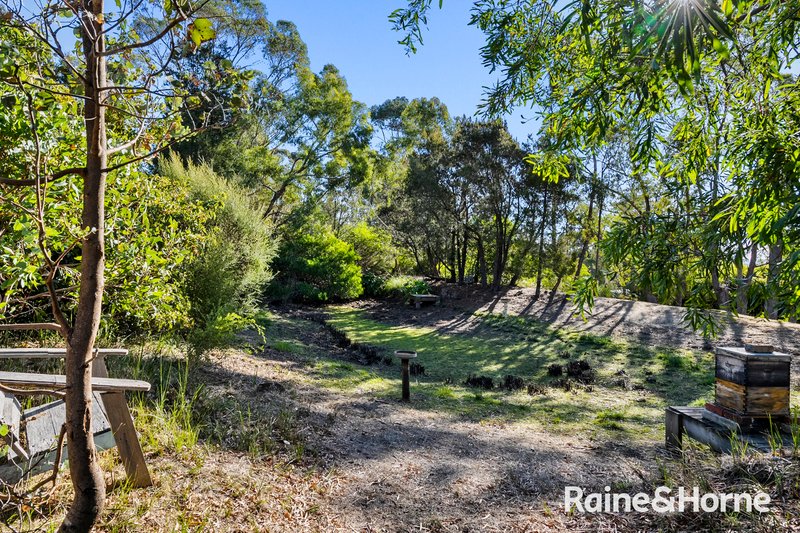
[
  {"xmin": 436, "ymin": 287, "xmax": 800, "ymax": 353},
  {"xmin": 12, "ymin": 301, "xmax": 798, "ymax": 532}
]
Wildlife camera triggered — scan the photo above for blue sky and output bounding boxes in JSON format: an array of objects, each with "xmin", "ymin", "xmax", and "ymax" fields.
[{"xmin": 265, "ymin": 1, "xmax": 539, "ymax": 141}]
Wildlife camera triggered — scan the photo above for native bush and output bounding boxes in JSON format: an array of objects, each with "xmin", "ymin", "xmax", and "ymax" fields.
[
  {"xmin": 0, "ymin": 161, "xmax": 214, "ymax": 336},
  {"xmin": 268, "ymin": 229, "xmax": 362, "ymax": 302},
  {"xmin": 159, "ymin": 155, "xmax": 276, "ymax": 337}
]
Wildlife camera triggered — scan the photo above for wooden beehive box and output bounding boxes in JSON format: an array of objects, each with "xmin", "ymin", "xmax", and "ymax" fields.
[{"xmin": 713, "ymin": 345, "xmax": 791, "ymax": 420}]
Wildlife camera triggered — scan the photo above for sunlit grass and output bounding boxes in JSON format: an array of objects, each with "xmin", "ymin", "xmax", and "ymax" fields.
[{"xmin": 316, "ymin": 307, "xmax": 716, "ymax": 440}]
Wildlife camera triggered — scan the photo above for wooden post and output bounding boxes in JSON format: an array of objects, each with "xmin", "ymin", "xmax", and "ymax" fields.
[
  {"xmin": 395, "ymin": 350, "xmax": 417, "ymax": 402},
  {"xmin": 665, "ymin": 407, "xmax": 683, "ymax": 454},
  {"xmin": 401, "ymin": 358, "xmax": 410, "ymax": 401},
  {"xmin": 91, "ymin": 356, "xmax": 152, "ymax": 487}
]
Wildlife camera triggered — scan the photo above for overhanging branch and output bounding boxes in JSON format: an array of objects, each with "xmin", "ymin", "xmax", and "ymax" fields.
[{"xmin": 0, "ymin": 167, "xmax": 86, "ymax": 187}]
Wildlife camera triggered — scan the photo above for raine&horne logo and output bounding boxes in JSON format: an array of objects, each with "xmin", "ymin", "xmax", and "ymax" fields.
[{"xmin": 564, "ymin": 486, "xmax": 771, "ymax": 514}]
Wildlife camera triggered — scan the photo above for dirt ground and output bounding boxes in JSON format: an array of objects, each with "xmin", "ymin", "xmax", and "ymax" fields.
[
  {"xmin": 186, "ymin": 291, "xmax": 798, "ymax": 531},
  {"xmin": 199, "ymin": 316, "xmax": 657, "ymax": 532},
  {"xmin": 72, "ymin": 291, "xmax": 799, "ymax": 531}
]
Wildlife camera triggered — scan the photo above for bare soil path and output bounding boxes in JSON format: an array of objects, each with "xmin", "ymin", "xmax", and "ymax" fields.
[{"xmin": 203, "ymin": 315, "xmax": 657, "ymax": 532}]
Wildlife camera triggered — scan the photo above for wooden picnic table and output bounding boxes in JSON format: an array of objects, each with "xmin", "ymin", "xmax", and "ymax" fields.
[{"xmin": 0, "ymin": 347, "xmax": 152, "ymax": 487}]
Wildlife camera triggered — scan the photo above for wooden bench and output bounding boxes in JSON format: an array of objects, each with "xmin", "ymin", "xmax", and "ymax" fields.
[
  {"xmin": 410, "ymin": 294, "xmax": 440, "ymax": 309},
  {"xmin": 0, "ymin": 348, "xmax": 153, "ymax": 487}
]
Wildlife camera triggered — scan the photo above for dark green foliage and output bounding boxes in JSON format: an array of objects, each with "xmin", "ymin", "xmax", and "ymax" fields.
[
  {"xmin": 402, "ymin": 279, "xmax": 431, "ymax": 297},
  {"xmin": 361, "ymin": 271, "xmax": 389, "ymax": 299},
  {"xmin": 269, "ymin": 230, "xmax": 362, "ymax": 303}
]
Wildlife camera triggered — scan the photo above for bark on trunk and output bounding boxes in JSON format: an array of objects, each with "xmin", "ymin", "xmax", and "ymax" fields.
[
  {"xmin": 710, "ymin": 265, "xmax": 728, "ymax": 309},
  {"xmin": 765, "ymin": 239, "xmax": 783, "ymax": 320},
  {"xmin": 448, "ymin": 230, "xmax": 457, "ymax": 283},
  {"xmin": 476, "ymin": 235, "xmax": 487, "ymax": 287},
  {"xmin": 60, "ymin": 2, "xmax": 108, "ymax": 530},
  {"xmin": 574, "ymin": 187, "xmax": 594, "ymax": 278},
  {"xmin": 574, "ymin": 156, "xmax": 596, "ymax": 278},
  {"xmin": 457, "ymin": 227, "xmax": 467, "ymax": 284},
  {"xmin": 593, "ymin": 192, "xmax": 603, "ymax": 276},
  {"xmin": 491, "ymin": 216, "xmax": 506, "ymax": 291}
]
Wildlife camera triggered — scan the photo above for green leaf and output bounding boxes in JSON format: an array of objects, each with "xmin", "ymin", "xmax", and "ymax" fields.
[
  {"xmin": 188, "ymin": 18, "xmax": 216, "ymax": 47},
  {"xmin": 721, "ymin": 0, "xmax": 733, "ymax": 17}
]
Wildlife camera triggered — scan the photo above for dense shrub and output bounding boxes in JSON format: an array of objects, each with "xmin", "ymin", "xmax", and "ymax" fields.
[
  {"xmin": 268, "ymin": 230, "xmax": 362, "ymax": 302},
  {"xmin": 103, "ymin": 166, "xmax": 214, "ymax": 334},
  {"xmin": 160, "ymin": 155, "xmax": 276, "ymax": 345},
  {"xmin": 0, "ymin": 158, "xmax": 215, "ymax": 336},
  {"xmin": 361, "ymin": 271, "xmax": 389, "ymax": 298},
  {"xmin": 343, "ymin": 222, "xmax": 396, "ymax": 275},
  {"xmin": 360, "ymin": 275, "xmax": 432, "ymax": 300},
  {"xmin": 402, "ymin": 279, "xmax": 432, "ymax": 297}
]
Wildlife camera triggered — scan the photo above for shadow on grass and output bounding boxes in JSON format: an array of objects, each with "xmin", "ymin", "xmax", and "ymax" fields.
[{"xmin": 323, "ymin": 307, "xmax": 716, "ymax": 436}]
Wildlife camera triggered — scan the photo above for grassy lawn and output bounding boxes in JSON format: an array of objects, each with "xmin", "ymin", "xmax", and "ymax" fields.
[{"xmin": 263, "ymin": 307, "xmax": 717, "ymax": 442}]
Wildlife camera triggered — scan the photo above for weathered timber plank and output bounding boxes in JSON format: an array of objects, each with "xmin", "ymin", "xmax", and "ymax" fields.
[
  {"xmin": 744, "ymin": 343, "xmax": 774, "ymax": 353},
  {"xmin": 0, "ymin": 323, "xmax": 61, "ymax": 332},
  {"xmin": 716, "ymin": 346, "xmax": 791, "ymax": 363},
  {"xmin": 747, "ymin": 387, "xmax": 790, "ymax": 415},
  {"xmin": 92, "ymin": 358, "xmax": 153, "ymax": 487},
  {"xmin": 715, "ymin": 379, "xmax": 746, "ymax": 413},
  {"xmin": 746, "ymin": 361, "xmax": 791, "ymax": 387},
  {"xmin": 24, "ymin": 392, "xmax": 111, "ymax": 457},
  {"xmin": 0, "ymin": 372, "xmax": 150, "ymax": 393},
  {"xmin": 670, "ymin": 407, "xmax": 795, "ymax": 454},
  {"xmin": 715, "ymin": 354, "xmax": 746, "ymax": 384},
  {"xmin": 0, "ymin": 348, "xmax": 128, "ymax": 359},
  {"xmin": 681, "ymin": 408, "xmax": 735, "ymax": 453},
  {"xmin": 0, "ymin": 391, "xmax": 26, "ymax": 460},
  {"xmin": 0, "ymin": 429, "xmax": 115, "ymax": 484},
  {"xmin": 701, "ymin": 408, "xmax": 742, "ymax": 433},
  {"xmin": 665, "ymin": 407, "xmax": 684, "ymax": 453}
]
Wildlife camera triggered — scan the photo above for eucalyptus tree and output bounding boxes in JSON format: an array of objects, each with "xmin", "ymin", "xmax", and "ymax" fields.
[
  {"xmin": 450, "ymin": 118, "xmax": 527, "ymax": 289},
  {"xmin": 393, "ymin": 0, "xmax": 800, "ymax": 324},
  {"xmin": 0, "ymin": 0, "xmax": 254, "ymax": 528}
]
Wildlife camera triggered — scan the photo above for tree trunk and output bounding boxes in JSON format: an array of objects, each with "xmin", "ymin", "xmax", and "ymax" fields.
[
  {"xmin": 448, "ymin": 230, "xmax": 457, "ymax": 283},
  {"xmin": 765, "ymin": 239, "xmax": 783, "ymax": 320},
  {"xmin": 593, "ymin": 191, "xmax": 603, "ymax": 276},
  {"xmin": 60, "ymin": 3, "xmax": 108, "ymax": 530},
  {"xmin": 710, "ymin": 264, "xmax": 728, "ymax": 309},
  {"xmin": 574, "ymin": 155, "xmax": 596, "ymax": 278},
  {"xmin": 736, "ymin": 243, "xmax": 758, "ymax": 315},
  {"xmin": 458, "ymin": 227, "xmax": 468, "ymax": 284},
  {"xmin": 425, "ymin": 245, "xmax": 437, "ymax": 278},
  {"xmin": 476, "ymin": 235, "xmax": 487, "ymax": 287},
  {"xmin": 534, "ymin": 184, "xmax": 549, "ymax": 299},
  {"xmin": 574, "ymin": 186, "xmax": 594, "ymax": 278},
  {"xmin": 491, "ymin": 216, "xmax": 505, "ymax": 291}
]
